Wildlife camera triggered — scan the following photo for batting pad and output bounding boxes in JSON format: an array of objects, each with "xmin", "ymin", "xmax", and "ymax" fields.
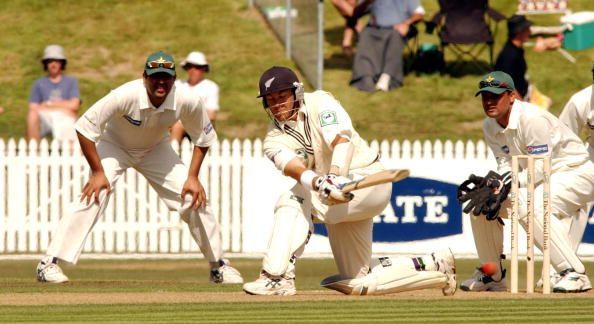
[
  {"xmin": 321, "ymin": 257, "xmax": 447, "ymax": 295},
  {"xmin": 263, "ymin": 191, "xmax": 313, "ymax": 276},
  {"xmin": 470, "ymin": 215, "xmax": 504, "ymax": 280}
]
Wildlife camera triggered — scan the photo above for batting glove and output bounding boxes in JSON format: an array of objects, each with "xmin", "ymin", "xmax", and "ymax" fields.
[{"xmin": 315, "ymin": 174, "xmax": 354, "ymax": 205}]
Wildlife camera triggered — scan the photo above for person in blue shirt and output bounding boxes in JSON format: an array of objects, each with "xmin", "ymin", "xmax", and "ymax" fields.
[
  {"xmin": 350, "ymin": 0, "xmax": 424, "ymax": 92},
  {"xmin": 27, "ymin": 45, "xmax": 81, "ymax": 142}
]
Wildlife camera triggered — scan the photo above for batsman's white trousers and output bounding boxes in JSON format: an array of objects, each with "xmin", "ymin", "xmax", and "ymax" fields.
[
  {"xmin": 263, "ymin": 162, "xmax": 391, "ymax": 279},
  {"xmin": 46, "ymin": 140, "xmax": 223, "ymax": 264}
]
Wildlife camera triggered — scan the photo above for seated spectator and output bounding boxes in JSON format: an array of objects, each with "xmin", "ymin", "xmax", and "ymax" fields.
[
  {"xmin": 494, "ymin": 15, "xmax": 552, "ymax": 110},
  {"xmin": 170, "ymin": 51, "xmax": 220, "ymax": 144},
  {"xmin": 28, "ymin": 45, "xmax": 80, "ymax": 142},
  {"xmin": 350, "ymin": 0, "xmax": 424, "ymax": 92},
  {"xmin": 331, "ymin": 0, "xmax": 366, "ymax": 57}
]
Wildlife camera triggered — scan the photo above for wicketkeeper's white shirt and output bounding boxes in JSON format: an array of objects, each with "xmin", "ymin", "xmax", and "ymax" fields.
[
  {"xmin": 483, "ymin": 100, "xmax": 589, "ymax": 186},
  {"xmin": 75, "ymin": 79, "xmax": 216, "ymax": 150},
  {"xmin": 558, "ymin": 84, "xmax": 594, "ymax": 160}
]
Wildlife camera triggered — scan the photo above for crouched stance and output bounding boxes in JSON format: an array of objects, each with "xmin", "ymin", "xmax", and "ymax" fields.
[
  {"xmin": 36, "ymin": 51, "xmax": 242, "ymax": 285},
  {"xmin": 242, "ymin": 66, "xmax": 456, "ymax": 296}
]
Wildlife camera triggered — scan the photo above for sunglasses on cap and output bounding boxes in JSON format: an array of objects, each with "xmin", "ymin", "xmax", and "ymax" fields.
[
  {"xmin": 146, "ymin": 60, "xmax": 175, "ymax": 69},
  {"xmin": 479, "ymin": 80, "xmax": 510, "ymax": 89}
]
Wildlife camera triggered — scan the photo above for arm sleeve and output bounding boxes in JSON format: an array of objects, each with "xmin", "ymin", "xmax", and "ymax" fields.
[
  {"xmin": 263, "ymin": 143, "xmax": 299, "ymax": 173},
  {"xmin": 558, "ymin": 94, "xmax": 586, "ymax": 137},
  {"xmin": 316, "ymin": 94, "xmax": 354, "ymax": 146},
  {"xmin": 517, "ymin": 116, "xmax": 554, "ymax": 186},
  {"xmin": 181, "ymin": 97, "xmax": 217, "ymax": 147},
  {"xmin": 29, "ymin": 80, "xmax": 43, "ymax": 103},
  {"xmin": 74, "ymin": 91, "xmax": 121, "ymax": 142},
  {"xmin": 483, "ymin": 122, "xmax": 512, "ymax": 175}
]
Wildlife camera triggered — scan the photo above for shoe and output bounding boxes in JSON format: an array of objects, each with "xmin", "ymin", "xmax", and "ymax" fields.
[
  {"xmin": 432, "ymin": 248, "xmax": 457, "ymax": 296},
  {"xmin": 536, "ymin": 268, "xmax": 562, "ymax": 289},
  {"xmin": 210, "ymin": 259, "xmax": 244, "ymax": 284},
  {"xmin": 36, "ymin": 257, "xmax": 69, "ymax": 283},
  {"xmin": 375, "ymin": 73, "xmax": 391, "ymax": 92},
  {"xmin": 460, "ymin": 267, "xmax": 506, "ymax": 292},
  {"xmin": 243, "ymin": 271, "xmax": 296, "ymax": 296},
  {"xmin": 553, "ymin": 269, "xmax": 592, "ymax": 293}
]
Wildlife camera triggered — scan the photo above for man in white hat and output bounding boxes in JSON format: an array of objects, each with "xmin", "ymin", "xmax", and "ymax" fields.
[
  {"xmin": 27, "ymin": 44, "xmax": 81, "ymax": 142},
  {"xmin": 170, "ymin": 51, "xmax": 220, "ymax": 143}
]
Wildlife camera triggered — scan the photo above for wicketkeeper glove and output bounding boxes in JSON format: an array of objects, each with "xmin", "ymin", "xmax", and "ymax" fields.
[
  {"xmin": 485, "ymin": 171, "xmax": 512, "ymax": 221},
  {"xmin": 315, "ymin": 174, "xmax": 354, "ymax": 206},
  {"xmin": 457, "ymin": 174, "xmax": 491, "ymax": 216}
]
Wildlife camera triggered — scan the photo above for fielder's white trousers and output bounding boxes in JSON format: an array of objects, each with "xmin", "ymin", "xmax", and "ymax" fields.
[{"xmin": 46, "ymin": 140, "xmax": 223, "ymax": 264}]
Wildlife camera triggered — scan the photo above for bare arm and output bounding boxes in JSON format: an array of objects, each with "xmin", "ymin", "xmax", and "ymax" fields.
[
  {"xmin": 77, "ymin": 131, "xmax": 110, "ymax": 205},
  {"xmin": 181, "ymin": 145, "xmax": 209, "ymax": 209}
]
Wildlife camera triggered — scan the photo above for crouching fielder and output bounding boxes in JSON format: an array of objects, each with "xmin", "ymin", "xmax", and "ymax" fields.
[
  {"xmin": 35, "ymin": 51, "xmax": 242, "ymax": 285},
  {"xmin": 458, "ymin": 71, "xmax": 594, "ymax": 293},
  {"xmin": 242, "ymin": 66, "xmax": 456, "ymax": 296}
]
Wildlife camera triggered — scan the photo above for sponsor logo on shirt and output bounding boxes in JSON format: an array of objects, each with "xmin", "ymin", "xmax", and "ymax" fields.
[
  {"xmin": 123, "ymin": 115, "xmax": 142, "ymax": 126},
  {"xmin": 501, "ymin": 145, "xmax": 510, "ymax": 154},
  {"xmin": 526, "ymin": 144, "xmax": 548, "ymax": 154},
  {"xmin": 319, "ymin": 110, "xmax": 338, "ymax": 127},
  {"xmin": 203, "ymin": 122, "xmax": 213, "ymax": 134}
]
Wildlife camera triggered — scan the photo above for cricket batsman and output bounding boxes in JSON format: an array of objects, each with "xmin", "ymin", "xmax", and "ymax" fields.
[
  {"xmin": 458, "ymin": 71, "xmax": 594, "ymax": 293},
  {"xmin": 242, "ymin": 66, "xmax": 456, "ymax": 296},
  {"xmin": 36, "ymin": 51, "xmax": 243, "ymax": 285}
]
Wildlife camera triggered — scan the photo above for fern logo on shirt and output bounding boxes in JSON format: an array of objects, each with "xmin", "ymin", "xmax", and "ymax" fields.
[{"xmin": 319, "ymin": 110, "xmax": 338, "ymax": 127}]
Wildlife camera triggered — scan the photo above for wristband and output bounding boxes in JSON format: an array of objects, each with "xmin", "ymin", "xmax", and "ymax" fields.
[{"xmin": 300, "ymin": 170, "xmax": 318, "ymax": 191}]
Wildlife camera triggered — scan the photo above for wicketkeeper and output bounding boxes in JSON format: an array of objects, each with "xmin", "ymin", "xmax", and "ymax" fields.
[
  {"xmin": 36, "ymin": 51, "xmax": 243, "ymax": 285},
  {"xmin": 242, "ymin": 66, "xmax": 456, "ymax": 296},
  {"xmin": 458, "ymin": 71, "xmax": 594, "ymax": 293}
]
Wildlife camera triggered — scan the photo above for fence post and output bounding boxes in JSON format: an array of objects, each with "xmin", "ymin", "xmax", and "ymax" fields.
[{"xmin": 285, "ymin": 0, "xmax": 292, "ymax": 59}]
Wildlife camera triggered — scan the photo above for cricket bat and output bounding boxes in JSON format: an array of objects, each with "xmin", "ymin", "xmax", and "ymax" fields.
[{"xmin": 340, "ymin": 169, "xmax": 410, "ymax": 193}]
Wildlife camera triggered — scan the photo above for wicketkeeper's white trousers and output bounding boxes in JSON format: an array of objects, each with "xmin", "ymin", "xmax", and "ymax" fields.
[{"xmin": 46, "ymin": 140, "xmax": 223, "ymax": 264}]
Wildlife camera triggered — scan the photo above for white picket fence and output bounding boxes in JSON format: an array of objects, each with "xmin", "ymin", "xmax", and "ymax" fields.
[{"xmin": 0, "ymin": 137, "xmax": 493, "ymax": 255}]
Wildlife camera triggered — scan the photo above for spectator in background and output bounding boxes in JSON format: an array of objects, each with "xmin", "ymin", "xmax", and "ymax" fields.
[
  {"xmin": 494, "ymin": 15, "xmax": 554, "ymax": 110},
  {"xmin": 349, "ymin": 0, "xmax": 424, "ymax": 92},
  {"xmin": 0, "ymin": 107, "xmax": 4, "ymax": 114},
  {"xmin": 331, "ymin": 0, "xmax": 365, "ymax": 57},
  {"xmin": 170, "ymin": 51, "xmax": 220, "ymax": 144},
  {"xmin": 28, "ymin": 45, "xmax": 80, "ymax": 142}
]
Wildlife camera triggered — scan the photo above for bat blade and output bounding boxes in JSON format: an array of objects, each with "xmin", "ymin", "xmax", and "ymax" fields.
[{"xmin": 341, "ymin": 169, "xmax": 410, "ymax": 193}]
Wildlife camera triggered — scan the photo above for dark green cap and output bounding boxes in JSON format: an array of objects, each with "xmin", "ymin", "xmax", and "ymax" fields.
[
  {"xmin": 144, "ymin": 51, "xmax": 176, "ymax": 76},
  {"xmin": 475, "ymin": 71, "xmax": 515, "ymax": 96}
]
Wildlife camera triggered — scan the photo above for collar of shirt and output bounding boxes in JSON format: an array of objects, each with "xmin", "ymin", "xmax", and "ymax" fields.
[{"xmin": 138, "ymin": 84, "xmax": 178, "ymax": 112}]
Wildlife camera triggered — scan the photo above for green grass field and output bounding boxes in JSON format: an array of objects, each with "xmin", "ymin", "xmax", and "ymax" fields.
[
  {"xmin": 1, "ymin": 258, "xmax": 594, "ymax": 322},
  {"xmin": 1, "ymin": 1, "xmax": 593, "ymax": 141}
]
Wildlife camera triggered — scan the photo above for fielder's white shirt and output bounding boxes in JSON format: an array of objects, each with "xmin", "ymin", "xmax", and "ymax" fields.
[
  {"xmin": 483, "ymin": 100, "xmax": 589, "ymax": 186},
  {"xmin": 558, "ymin": 85, "xmax": 594, "ymax": 160},
  {"xmin": 263, "ymin": 91, "xmax": 378, "ymax": 175},
  {"xmin": 175, "ymin": 79, "xmax": 220, "ymax": 111},
  {"xmin": 75, "ymin": 79, "xmax": 216, "ymax": 150}
]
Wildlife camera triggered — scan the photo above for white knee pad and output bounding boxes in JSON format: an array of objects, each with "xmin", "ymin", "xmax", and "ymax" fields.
[
  {"xmin": 321, "ymin": 256, "xmax": 447, "ymax": 295},
  {"xmin": 470, "ymin": 215, "xmax": 504, "ymax": 280},
  {"xmin": 263, "ymin": 192, "xmax": 313, "ymax": 276}
]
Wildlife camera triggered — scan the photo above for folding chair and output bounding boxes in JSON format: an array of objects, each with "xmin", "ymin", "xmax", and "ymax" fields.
[{"xmin": 428, "ymin": 0, "xmax": 506, "ymax": 73}]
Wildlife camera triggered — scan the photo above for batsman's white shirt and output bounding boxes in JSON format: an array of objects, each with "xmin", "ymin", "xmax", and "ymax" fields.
[
  {"xmin": 559, "ymin": 84, "xmax": 594, "ymax": 160},
  {"xmin": 76, "ymin": 79, "xmax": 216, "ymax": 150}
]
